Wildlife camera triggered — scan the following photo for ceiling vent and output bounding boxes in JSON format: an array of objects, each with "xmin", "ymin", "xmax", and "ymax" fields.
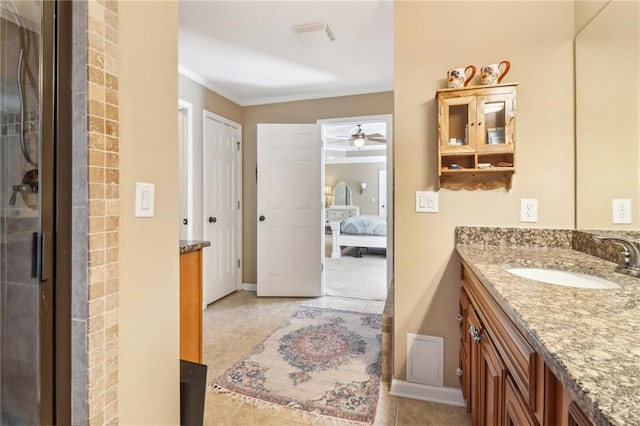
[{"xmin": 293, "ymin": 21, "xmax": 335, "ymax": 46}]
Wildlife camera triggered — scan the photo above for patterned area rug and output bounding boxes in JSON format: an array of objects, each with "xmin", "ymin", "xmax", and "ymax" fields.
[{"xmin": 211, "ymin": 306, "xmax": 382, "ymax": 424}]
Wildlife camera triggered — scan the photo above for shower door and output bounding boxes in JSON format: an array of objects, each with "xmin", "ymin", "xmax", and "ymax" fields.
[{"xmin": 0, "ymin": 1, "xmax": 56, "ymax": 424}]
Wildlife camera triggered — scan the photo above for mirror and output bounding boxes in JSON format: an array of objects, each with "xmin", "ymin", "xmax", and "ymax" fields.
[
  {"xmin": 575, "ymin": 1, "xmax": 640, "ymax": 229},
  {"xmin": 332, "ymin": 181, "xmax": 353, "ymax": 206}
]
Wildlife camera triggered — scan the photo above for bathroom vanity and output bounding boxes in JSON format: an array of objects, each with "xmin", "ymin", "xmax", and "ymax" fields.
[{"xmin": 456, "ymin": 227, "xmax": 640, "ymax": 426}]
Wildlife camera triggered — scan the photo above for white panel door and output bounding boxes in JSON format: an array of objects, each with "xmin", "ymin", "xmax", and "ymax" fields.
[
  {"xmin": 203, "ymin": 115, "xmax": 240, "ymax": 304},
  {"xmin": 257, "ymin": 124, "xmax": 322, "ymax": 297}
]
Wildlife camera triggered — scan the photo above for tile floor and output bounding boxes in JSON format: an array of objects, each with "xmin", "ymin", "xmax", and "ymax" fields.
[{"xmin": 202, "ymin": 290, "xmax": 471, "ymax": 425}]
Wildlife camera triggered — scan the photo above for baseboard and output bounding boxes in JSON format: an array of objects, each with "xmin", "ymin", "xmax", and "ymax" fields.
[
  {"xmin": 390, "ymin": 379, "xmax": 465, "ymax": 407},
  {"xmin": 242, "ymin": 283, "xmax": 257, "ymax": 291}
]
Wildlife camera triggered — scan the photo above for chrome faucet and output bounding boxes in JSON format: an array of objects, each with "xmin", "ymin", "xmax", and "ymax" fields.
[{"xmin": 592, "ymin": 234, "xmax": 640, "ymax": 277}]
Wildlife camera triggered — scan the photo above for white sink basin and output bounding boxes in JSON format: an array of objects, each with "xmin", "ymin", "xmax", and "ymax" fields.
[{"xmin": 506, "ymin": 268, "xmax": 620, "ymax": 289}]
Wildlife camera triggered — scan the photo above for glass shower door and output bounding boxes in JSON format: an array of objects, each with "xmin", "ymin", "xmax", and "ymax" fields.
[{"xmin": 0, "ymin": 1, "xmax": 48, "ymax": 424}]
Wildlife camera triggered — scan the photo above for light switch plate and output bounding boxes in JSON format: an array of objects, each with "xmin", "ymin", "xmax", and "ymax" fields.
[
  {"xmin": 135, "ymin": 182, "xmax": 155, "ymax": 218},
  {"xmin": 416, "ymin": 191, "xmax": 438, "ymax": 213},
  {"xmin": 612, "ymin": 199, "xmax": 632, "ymax": 224}
]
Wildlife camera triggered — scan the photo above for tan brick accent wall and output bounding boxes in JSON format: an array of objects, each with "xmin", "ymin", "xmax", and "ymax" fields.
[{"xmin": 87, "ymin": 1, "xmax": 119, "ymax": 424}]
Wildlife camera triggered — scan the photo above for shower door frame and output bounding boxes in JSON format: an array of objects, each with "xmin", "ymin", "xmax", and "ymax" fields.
[{"xmin": 39, "ymin": 0, "xmax": 73, "ymax": 423}]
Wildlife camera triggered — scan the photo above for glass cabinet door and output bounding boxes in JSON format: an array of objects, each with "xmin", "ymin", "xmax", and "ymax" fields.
[
  {"xmin": 439, "ymin": 95, "xmax": 477, "ymax": 153},
  {"xmin": 476, "ymin": 93, "xmax": 515, "ymax": 152}
]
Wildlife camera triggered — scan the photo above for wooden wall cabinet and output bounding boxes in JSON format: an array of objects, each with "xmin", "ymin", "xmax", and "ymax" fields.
[
  {"xmin": 180, "ymin": 250, "xmax": 203, "ymax": 363},
  {"xmin": 437, "ymin": 83, "xmax": 518, "ymax": 190},
  {"xmin": 460, "ymin": 261, "xmax": 593, "ymax": 426}
]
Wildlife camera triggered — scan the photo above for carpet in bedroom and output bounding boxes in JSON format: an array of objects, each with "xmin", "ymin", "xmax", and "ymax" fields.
[{"xmin": 324, "ymin": 235, "xmax": 387, "ymax": 301}]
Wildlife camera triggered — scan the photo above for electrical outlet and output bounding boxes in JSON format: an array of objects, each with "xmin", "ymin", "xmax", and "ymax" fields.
[
  {"xmin": 612, "ymin": 199, "xmax": 632, "ymax": 224},
  {"xmin": 520, "ymin": 199, "xmax": 538, "ymax": 223}
]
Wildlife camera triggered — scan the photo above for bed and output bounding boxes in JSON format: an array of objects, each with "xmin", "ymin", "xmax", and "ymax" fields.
[{"xmin": 329, "ymin": 215, "xmax": 387, "ymax": 259}]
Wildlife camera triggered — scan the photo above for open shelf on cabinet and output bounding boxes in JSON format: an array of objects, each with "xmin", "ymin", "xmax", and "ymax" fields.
[{"xmin": 439, "ymin": 152, "xmax": 515, "ymax": 190}]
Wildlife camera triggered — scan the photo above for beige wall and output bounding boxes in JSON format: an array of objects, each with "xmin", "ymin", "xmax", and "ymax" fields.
[
  {"xmin": 326, "ymin": 163, "xmax": 386, "ymax": 215},
  {"xmin": 575, "ymin": 0, "xmax": 609, "ymax": 34},
  {"xmin": 178, "ymin": 76, "xmax": 243, "ymax": 238},
  {"xmin": 242, "ymin": 92, "xmax": 393, "ymax": 282},
  {"xmin": 394, "ymin": 1, "xmax": 575, "ymax": 386},
  {"xmin": 118, "ymin": 1, "xmax": 180, "ymax": 424},
  {"xmin": 575, "ymin": 0, "xmax": 640, "ymax": 229}
]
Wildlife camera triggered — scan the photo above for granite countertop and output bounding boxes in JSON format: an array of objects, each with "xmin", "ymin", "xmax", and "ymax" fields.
[
  {"xmin": 457, "ymin": 244, "xmax": 640, "ymax": 426},
  {"xmin": 179, "ymin": 240, "xmax": 211, "ymax": 254}
]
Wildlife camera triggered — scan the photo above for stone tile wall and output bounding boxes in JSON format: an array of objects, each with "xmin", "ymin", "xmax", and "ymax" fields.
[{"xmin": 79, "ymin": 1, "xmax": 120, "ymax": 424}]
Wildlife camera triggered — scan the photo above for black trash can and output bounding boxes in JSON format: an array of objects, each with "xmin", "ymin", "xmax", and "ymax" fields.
[{"xmin": 180, "ymin": 359, "xmax": 208, "ymax": 426}]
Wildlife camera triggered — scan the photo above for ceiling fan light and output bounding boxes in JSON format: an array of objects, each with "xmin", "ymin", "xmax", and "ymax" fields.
[{"xmin": 352, "ymin": 135, "xmax": 366, "ymax": 148}]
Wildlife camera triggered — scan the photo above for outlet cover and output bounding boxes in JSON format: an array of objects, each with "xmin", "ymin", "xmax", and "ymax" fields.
[
  {"xmin": 612, "ymin": 199, "xmax": 632, "ymax": 224},
  {"xmin": 520, "ymin": 199, "xmax": 538, "ymax": 223}
]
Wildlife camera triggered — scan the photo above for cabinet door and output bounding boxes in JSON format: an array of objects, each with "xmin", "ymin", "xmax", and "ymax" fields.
[
  {"xmin": 468, "ymin": 306, "xmax": 482, "ymax": 426},
  {"xmin": 438, "ymin": 95, "xmax": 477, "ymax": 153},
  {"xmin": 478, "ymin": 331, "xmax": 507, "ymax": 426},
  {"xmin": 180, "ymin": 251, "xmax": 203, "ymax": 363},
  {"xmin": 504, "ymin": 376, "xmax": 536, "ymax": 426},
  {"xmin": 476, "ymin": 93, "xmax": 515, "ymax": 152},
  {"xmin": 568, "ymin": 402, "xmax": 592, "ymax": 426},
  {"xmin": 460, "ymin": 289, "xmax": 471, "ymax": 410},
  {"xmin": 460, "ymin": 345, "xmax": 471, "ymax": 411}
]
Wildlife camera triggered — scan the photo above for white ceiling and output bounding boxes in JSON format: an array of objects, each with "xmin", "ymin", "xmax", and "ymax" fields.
[{"xmin": 178, "ymin": 1, "xmax": 394, "ymax": 106}]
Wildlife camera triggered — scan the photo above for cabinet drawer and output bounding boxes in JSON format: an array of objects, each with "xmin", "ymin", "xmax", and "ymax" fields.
[
  {"xmin": 325, "ymin": 208, "xmax": 357, "ymax": 222},
  {"xmin": 326, "ymin": 210, "xmax": 341, "ymax": 221},
  {"xmin": 462, "ymin": 263, "xmax": 537, "ymax": 412}
]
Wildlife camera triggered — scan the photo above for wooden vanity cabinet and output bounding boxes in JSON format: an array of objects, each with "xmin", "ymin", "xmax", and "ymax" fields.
[
  {"xmin": 459, "ymin": 261, "xmax": 593, "ymax": 426},
  {"xmin": 180, "ymin": 250, "xmax": 203, "ymax": 363}
]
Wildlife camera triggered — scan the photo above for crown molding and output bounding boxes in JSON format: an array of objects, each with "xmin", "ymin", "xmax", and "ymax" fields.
[{"xmin": 178, "ymin": 64, "xmax": 392, "ymax": 107}]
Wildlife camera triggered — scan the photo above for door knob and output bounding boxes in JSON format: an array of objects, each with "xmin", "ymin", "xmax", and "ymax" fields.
[
  {"xmin": 259, "ymin": 215, "xmax": 265, "ymax": 222},
  {"xmin": 209, "ymin": 216, "xmax": 217, "ymax": 223},
  {"xmin": 183, "ymin": 219, "xmax": 188, "ymax": 225}
]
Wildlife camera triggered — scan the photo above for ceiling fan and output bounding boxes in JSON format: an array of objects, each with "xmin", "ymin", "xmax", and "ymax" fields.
[{"xmin": 326, "ymin": 124, "xmax": 386, "ymax": 149}]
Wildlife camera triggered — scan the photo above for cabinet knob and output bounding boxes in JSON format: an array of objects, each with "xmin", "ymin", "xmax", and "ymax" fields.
[
  {"xmin": 209, "ymin": 216, "xmax": 217, "ymax": 223},
  {"xmin": 469, "ymin": 325, "xmax": 482, "ymax": 344},
  {"xmin": 477, "ymin": 122, "xmax": 483, "ymax": 126},
  {"xmin": 456, "ymin": 367, "xmax": 463, "ymax": 377},
  {"xmin": 259, "ymin": 215, "xmax": 266, "ymax": 222},
  {"xmin": 183, "ymin": 219, "xmax": 188, "ymax": 225},
  {"xmin": 456, "ymin": 314, "xmax": 463, "ymax": 324},
  {"xmin": 470, "ymin": 122, "xmax": 475, "ymax": 126}
]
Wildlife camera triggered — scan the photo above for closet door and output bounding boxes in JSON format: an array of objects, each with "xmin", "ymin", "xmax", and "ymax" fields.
[{"xmin": 203, "ymin": 112, "xmax": 241, "ymax": 304}]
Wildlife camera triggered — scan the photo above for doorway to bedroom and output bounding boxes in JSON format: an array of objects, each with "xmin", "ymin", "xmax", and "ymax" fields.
[{"xmin": 320, "ymin": 114, "xmax": 392, "ymax": 302}]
